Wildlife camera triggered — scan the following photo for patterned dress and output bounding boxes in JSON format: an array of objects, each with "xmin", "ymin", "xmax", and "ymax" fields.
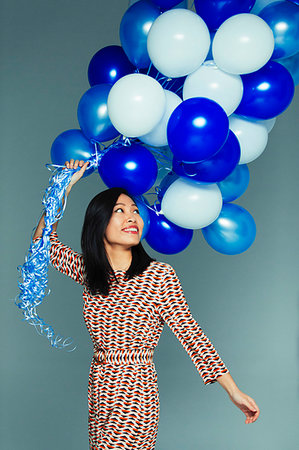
[{"xmin": 49, "ymin": 232, "xmax": 229, "ymax": 449}]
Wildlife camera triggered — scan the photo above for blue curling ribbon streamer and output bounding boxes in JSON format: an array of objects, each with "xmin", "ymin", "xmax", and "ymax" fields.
[{"xmin": 16, "ymin": 166, "xmax": 76, "ymax": 350}]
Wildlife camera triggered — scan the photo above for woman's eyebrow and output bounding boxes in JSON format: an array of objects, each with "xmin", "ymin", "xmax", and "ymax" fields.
[{"xmin": 115, "ymin": 203, "xmax": 137, "ymax": 207}]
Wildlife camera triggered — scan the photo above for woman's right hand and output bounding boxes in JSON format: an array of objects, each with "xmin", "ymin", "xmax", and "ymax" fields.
[{"xmin": 65, "ymin": 159, "xmax": 90, "ymax": 193}]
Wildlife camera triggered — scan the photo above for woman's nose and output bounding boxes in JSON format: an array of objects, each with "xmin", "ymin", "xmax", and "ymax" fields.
[{"xmin": 127, "ymin": 214, "xmax": 137, "ymax": 222}]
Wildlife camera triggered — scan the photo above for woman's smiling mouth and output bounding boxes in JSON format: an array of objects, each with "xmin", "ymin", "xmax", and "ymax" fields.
[{"xmin": 122, "ymin": 227, "xmax": 139, "ymax": 234}]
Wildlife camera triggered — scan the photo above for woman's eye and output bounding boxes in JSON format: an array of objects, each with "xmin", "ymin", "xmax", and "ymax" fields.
[
  {"xmin": 133, "ymin": 209, "xmax": 140, "ymax": 214},
  {"xmin": 115, "ymin": 208, "xmax": 123, "ymax": 213}
]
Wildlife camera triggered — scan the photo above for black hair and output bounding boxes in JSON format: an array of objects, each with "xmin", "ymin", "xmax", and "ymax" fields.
[{"xmin": 81, "ymin": 187, "xmax": 155, "ymax": 296}]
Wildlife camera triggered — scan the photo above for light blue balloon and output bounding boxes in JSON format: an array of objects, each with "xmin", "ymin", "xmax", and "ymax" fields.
[
  {"xmin": 120, "ymin": 0, "xmax": 160, "ymax": 68},
  {"xmin": 202, "ymin": 203, "xmax": 256, "ymax": 255},
  {"xmin": 277, "ymin": 51, "xmax": 299, "ymax": 85},
  {"xmin": 259, "ymin": 1, "xmax": 299, "ymax": 60},
  {"xmin": 217, "ymin": 164, "xmax": 250, "ymax": 202}
]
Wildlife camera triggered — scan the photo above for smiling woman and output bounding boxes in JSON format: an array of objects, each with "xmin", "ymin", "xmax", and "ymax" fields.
[{"xmin": 30, "ymin": 159, "xmax": 259, "ymax": 449}]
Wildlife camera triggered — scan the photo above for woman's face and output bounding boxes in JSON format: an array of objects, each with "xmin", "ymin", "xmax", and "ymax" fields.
[{"xmin": 104, "ymin": 194, "xmax": 144, "ymax": 249}]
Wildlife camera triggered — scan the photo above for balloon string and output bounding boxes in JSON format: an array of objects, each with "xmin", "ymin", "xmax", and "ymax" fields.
[
  {"xmin": 146, "ymin": 62, "xmax": 153, "ymax": 76},
  {"xmin": 173, "ymin": 83, "xmax": 184, "ymax": 95},
  {"xmin": 145, "ymin": 145, "xmax": 172, "ymax": 163},
  {"xmin": 138, "ymin": 194, "xmax": 163, "ymax": 215},
  {"xmin": 16, "ymin": 166, "xmax": 77, "ymax": 350}
]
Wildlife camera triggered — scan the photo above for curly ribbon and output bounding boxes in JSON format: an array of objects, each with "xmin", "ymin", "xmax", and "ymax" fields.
[{"xmin": 16, "ymin": 166, "xmax": 77, "ymax": 350}]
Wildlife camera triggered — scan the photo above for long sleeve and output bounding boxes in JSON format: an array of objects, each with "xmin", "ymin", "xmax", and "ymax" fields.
[
  {"xmin": 157, "ymin": 264, "xmax": 229, "ymax": 385},
  {"xmin": 48, "ymin": 232, "xmax": 85, "ymax": 285}
]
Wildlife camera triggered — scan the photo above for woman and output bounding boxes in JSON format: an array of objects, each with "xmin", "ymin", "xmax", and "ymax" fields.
[{"xmin": 33, "ymin": 159, "xmax": 260, "ymax": 449}]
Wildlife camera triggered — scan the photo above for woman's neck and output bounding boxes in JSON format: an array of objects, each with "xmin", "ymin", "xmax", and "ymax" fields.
[{"xmin": 105, "ymin": 244, "xmax": 132, "ymax": 271}]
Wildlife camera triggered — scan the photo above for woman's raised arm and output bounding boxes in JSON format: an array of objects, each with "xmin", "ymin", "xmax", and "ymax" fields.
[{"xmin": 33, "ymin": 159, "xmax": 89, "ymax": 239}]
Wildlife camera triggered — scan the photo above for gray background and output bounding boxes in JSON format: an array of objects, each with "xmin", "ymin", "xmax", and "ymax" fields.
[{"xmin": 1, "ymin": 0, "xmax": 298, "ymax": 449}]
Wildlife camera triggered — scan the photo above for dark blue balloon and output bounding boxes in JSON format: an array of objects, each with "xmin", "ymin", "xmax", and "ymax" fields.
[
  {"xmin": 157, "ymin": 171, "xmax": 179, "ymax": 202},
  {"xmin": 77, "ymin": 84, "xmax": 119, "ymax": 142},
  {"xmin": 145, "ymin": 204, "xmax": 193, "ymax": 254},
  {"xmin": 151, "ymin": 0, "xmax": 182, "ymax": 10},
  {"xmin": 120, "ymin": 0, "xmax": 160, "ymax": 69},
  {"xmin": 217, "ymin": 164, "xmax": 250, "ymax": 202},
  {"xmin": 88, "ymin": 45, "xmax": 135, "ymax": 87},
  {"xmin": 195, "ymin": 0, "xmax": 255, "ymax": 31},
  {"xmin": 202, "ymin": 203, "xmax": 256, "ymax": 255},
  {"xmin": 172, "ymin": 130, "xmax": 240, "ymax": 183},
  {"xmin": 50, "ymin": 129, "xmax": 95, "ymax": 177},
  {"xmin": 98, "ymin": 142, "xmax": 158, "ymax": 195},
  {"xmin": 167, "ymin": 97, "xmax": 229, "ymax": 163},
  {"xmin": 133, "ymin": 195, "xmax": 151, "ymax": 239},
  {"xmin": 259, "ymin": 1, "xmax": 299, "ymax": 60},
  {"xmin": 235, "ymin": 61, "xmax": 295, "ymax": 119}
]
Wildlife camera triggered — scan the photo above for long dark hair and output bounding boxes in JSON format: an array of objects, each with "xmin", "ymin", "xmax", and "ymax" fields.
[{"xmin": 81, "ymin": 187, "xmax": 155, "ymax": 296}]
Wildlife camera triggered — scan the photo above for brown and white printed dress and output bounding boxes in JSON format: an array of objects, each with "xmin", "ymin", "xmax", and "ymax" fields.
[{"xmin": 49, "ymin": 232, "xmax": 229, "ymax": 449}]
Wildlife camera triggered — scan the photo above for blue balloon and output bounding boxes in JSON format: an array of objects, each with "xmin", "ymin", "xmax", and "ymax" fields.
[
  {"xmin": 277, "ymin": 51, "xmax": 299, "ymax": 85},
  {"xmin": 172, "ymin": 130, "xmax": 240, "ymax": 183},
  {"xmin": 167, "ymin": 97, "xmax": 229, "ymax": 163},
  {"xmin": 195, "ymin": 0, "xmax": 255, "ymax": 31},
  {"xmin": 235, "ymin": 61, "xmax": 295, "ymax": 119},
  {"xmin": 145, "ymin": 204, "xmax": 193, "ymax": 254},
  {"xmin": 259, "ymin": 1, "xmax": 299, "ymax": 60},
  {"xmin": 217, "ymin": 164, "xmax": 250, "ymax": 202},
  {"xmin": 151, "ymin": 0, "xmax": 182, "ymax": 10},
  {"xmin": 50, "ymin": 129, "xmax": 95, "ymax": 177},
  {"xmin": 77, "ymin": 84, "xmax": 119, "ymax": 142},
  {"xmin": 98, "ymin": 142, "xmax": 158, "ymax": 195},
  {"xmin": 157, "ymin": 171, "xmax": 179, "ymax": 202},
  {"xmin": 120, "ymin": 0, "xmax": 160, "ymax": 68},
  {"xmin": 88, "ymin": 45, "xmax": 135, "ymax": 86},
  {"xmin": 202, "ymin": 203, "xmax": 256, "ymax": 255},
  {"xmin": 133, "ymin": 195, "xmax": 151, "ymax": 239}
]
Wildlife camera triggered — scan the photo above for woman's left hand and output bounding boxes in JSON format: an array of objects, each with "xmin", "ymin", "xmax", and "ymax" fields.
[{"xmin": 229, "ymin": 389, "xmax": 260, "ymax": 424}]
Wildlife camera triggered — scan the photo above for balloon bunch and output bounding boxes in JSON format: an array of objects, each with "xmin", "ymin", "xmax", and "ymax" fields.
[{"xmin": 50, "ymin": 0, "xmax": 298, "ymax": 255}]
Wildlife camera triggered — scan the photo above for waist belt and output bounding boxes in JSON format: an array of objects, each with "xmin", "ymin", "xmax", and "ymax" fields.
[{"xmin": 94, "ymin": 348, "xmax": 154, "ymax": 366}]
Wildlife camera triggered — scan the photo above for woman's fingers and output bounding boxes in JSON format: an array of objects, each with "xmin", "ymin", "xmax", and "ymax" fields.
[
  {"xmin": 243, "ymin": 398, "xmax": 260, "ymax": 424},
  {"xmin": 64, "ymin": 159, "xmax": 89, "ymax": 170},
  {"xmin": 230, "ymin": 390, "xmax": 260, "ymax": 424}
]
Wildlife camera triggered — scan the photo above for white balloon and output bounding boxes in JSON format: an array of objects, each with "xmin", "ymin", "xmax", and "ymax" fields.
[
  {"xmin": 107, "ymin": 74, "xmax": 166, "ymax": 137},
  {"xmin": 212, "ymin": 14, "xmax": 274, "ymax": 75},
  {"xmin": 183, "ymin": 60, "xmax": 243, "ymax": 116},
  {"xmin": 139, "ymin": 90, "xmax": 182, "ymax": 146},
  {"xmin": 161, "ymin": 178, "xmax": 223, "ymax": 229},
  {"xmin": 147, "ymin": 9, "xmax": 210, "ymax": 78},
  {"xmin": 229, "ymin": 115, "xmax": 268, "ymax": 164}
]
